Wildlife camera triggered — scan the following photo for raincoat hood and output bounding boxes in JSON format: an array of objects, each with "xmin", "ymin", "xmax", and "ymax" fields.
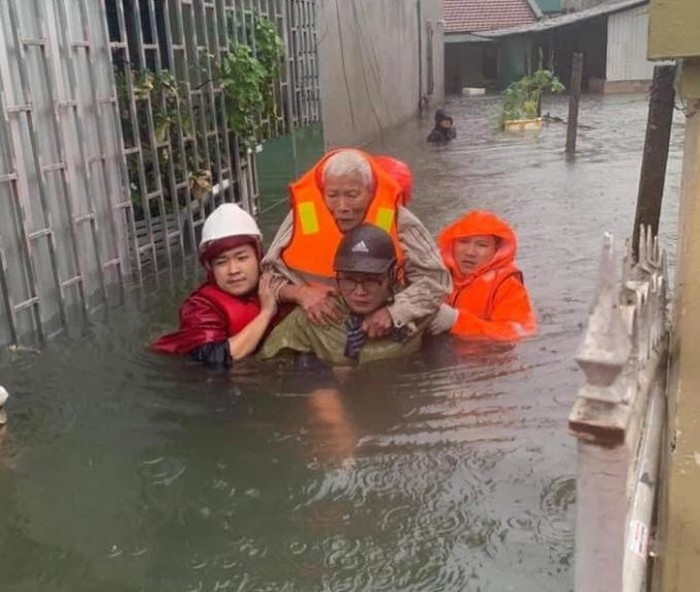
[
  {"xmin": 434, "ymin": 108, "xmax": 453, "ymax": 124},
  {"xmin": 438, "ymin": 210, "xmax": 517, "ymax": 289},
  {"xmin": 375, "ymin": 155, "xmax": 413, "ymax": 204}
]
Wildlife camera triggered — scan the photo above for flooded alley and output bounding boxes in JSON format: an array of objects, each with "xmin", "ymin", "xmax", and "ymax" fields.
[{"xmin": 0, "ymin": 93, "xmax": 684, "ymax": 592}]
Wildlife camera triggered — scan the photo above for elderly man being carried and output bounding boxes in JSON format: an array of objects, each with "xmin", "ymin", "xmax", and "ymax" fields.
[{"xmin": 262, "ymin": 148, "xmax": 450, "ymax": 339}]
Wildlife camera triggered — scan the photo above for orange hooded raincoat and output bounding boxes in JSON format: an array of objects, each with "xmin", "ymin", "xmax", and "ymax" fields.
[{"xmin": 438, "ymin": 210, "xmax": 537, "ymax": 341}]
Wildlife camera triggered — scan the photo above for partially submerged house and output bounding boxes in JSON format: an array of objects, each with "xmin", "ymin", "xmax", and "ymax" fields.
[
  {"xmin": 444, "ymin": 0, "xmax": 540, "ymax": 93},
  {"xmin": 445, "ymin": 0, "xmax": 658, "ymax": 93}
]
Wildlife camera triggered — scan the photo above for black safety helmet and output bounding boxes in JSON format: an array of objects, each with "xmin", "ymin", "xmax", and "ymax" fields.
[{"xmin": 334, "ymin": 224, "xmax": 396, "ymax": 274}]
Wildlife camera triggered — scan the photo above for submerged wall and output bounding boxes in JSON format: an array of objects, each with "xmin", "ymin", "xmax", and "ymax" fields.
[{"xmin": 317, "ymin": 0, "xmax": 444, "ymax": 147}]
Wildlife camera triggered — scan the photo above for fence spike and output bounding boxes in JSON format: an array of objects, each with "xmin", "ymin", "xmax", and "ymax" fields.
[{"xmin": 576, "ymin": 234, "xmax": 632, "ymax": 402}]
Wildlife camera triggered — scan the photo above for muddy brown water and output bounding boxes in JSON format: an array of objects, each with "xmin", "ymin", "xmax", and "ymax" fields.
[{"xmin": 0, "ymin": 93, "xmax": 683, "ymax": 591}]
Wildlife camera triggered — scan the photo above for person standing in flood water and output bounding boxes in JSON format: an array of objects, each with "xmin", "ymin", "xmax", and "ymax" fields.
[
  {"xmin": 429, "ymin": 210, "xmax": 537, "ymax": 341},
  {"xmin": 151, "ymin": 203, "xmax": 283, "ymax": 368},
  {"xmin": 427, "ymin": 108, "xmax": 456, "ymax": 143},
  {"xmin": 260, "ymin": 224, "xmax": 432, "ymax": 367},
  {"xmin": 262, "ymin": 148, "xmax": 450, "ymax": 340}
]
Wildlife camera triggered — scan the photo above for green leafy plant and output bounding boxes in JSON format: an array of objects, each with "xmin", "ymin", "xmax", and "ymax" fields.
[
  {"xmin": 218, "ymin": 14, "xmax": 284, "ymax": 147},
  {"xmin": 218, "ymin": 44, "xmax": 267, "ymax": 147},
  {"xmin": 113, "ymin": 14, "xmax": 284, "ymax": 221},
  {"xmin": 254, "ymin": 15, "xmax": 285, "ymax": 115},
  {"xmin": 501, "ymin": 69, "xmax": 565, "ymax": 126}
]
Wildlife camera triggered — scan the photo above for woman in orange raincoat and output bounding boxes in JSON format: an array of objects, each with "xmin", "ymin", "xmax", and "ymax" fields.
[{"xmin": 430, "ymin": 210, "xmax": 537, "ymax": 341}]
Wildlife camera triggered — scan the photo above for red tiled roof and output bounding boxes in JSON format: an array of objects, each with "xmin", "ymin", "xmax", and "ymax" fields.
[{"xmin": 444, "ymin": 0, "xmax": 538, "ymax": 34}]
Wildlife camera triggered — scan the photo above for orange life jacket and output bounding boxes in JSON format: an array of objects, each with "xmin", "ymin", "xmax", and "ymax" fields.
[
  {"xmin": 438, "ymin": 210, "xmax": 536, "ymax": 341},
  {"xmin": 448, "ymin": 265, "xmax": 524, "ymax": 319},
  {"xmin": 281, "ymin": 149, "xmax": 404, "ymax": 286}
]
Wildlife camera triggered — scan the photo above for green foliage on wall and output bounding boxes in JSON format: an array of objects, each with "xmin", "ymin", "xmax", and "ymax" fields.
[
  {"xmin": 115, "ymin": 14, "xmax": 285, "ymax": 220},
  {"xmin": 218, "ymin": 15, "xmax": 285, "ymax": 147}
]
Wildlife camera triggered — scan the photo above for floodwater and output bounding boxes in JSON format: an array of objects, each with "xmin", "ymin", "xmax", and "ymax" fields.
[{"xmin": 0, "ymin": 94, "xmax": 683, "ymax": 592}]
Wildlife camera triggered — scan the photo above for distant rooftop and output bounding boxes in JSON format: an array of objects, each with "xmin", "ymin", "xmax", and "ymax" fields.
[
  {"xmin": 444, "ymin": 0, "xmax": 539, "ymax": 34},
  {"xmin": 479, "ymin": 0, "xmax": 647, "ymax": 37}
]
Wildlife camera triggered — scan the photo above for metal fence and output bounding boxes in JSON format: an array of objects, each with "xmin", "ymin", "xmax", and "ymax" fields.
[
  {"xmin": 0, "ymin": 0, "xmax": 320, "ymax": 347},
  {"xmin": 108, "ymin": 0, "xmax": 320, "ymax": 272},
  {"xmin": 0, "ymin": 0, "xmax": 128, "ymax": 345},
  {"xmin": 569, "ymin": 228, "xmax": 668, "ymax": 592}
]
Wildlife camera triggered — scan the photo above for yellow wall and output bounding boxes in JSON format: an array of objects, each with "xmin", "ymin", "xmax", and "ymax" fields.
[
  {"xmin": 648, "ymin": 0, "xmax": 700, "ymax": 59},
  {"xmin": 679, "ymin": 59, "xmax": 700, "ymax": 100},
  {"xmin": 651, "ymin": 4, "xmax": 700, "ymax": 592}
]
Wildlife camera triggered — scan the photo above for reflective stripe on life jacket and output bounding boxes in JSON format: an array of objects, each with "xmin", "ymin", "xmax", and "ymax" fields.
[{"xmin": 281, "ymin": 149, "xmax": 405, "ymax": 286}]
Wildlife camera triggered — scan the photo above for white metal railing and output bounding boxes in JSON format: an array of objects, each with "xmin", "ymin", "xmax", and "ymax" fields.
[{"xmin": 569, "ymin": 227, "xmax": 668, "ymax": 592}]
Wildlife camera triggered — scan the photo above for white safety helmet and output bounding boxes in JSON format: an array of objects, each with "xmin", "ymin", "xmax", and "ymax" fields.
[{"xmin": 199, "ymin": 203, "xmax": 262, "ymax": 250}]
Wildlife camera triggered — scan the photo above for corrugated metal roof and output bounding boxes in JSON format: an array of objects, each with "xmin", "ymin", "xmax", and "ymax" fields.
[
  {"xmin": 444, "ymin": 0, "xmax": 538, "ymax": 34},
  {"xmin": 479, "ymin": 0, "xmax": 647, "ymax": 37}
]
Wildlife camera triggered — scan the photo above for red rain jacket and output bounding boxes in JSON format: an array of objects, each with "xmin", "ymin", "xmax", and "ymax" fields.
[
  {"xmin": 438, "ymin": 210, "xmax": 537, "ymax": 341},
  {"xmin": 151, "ymin": 283, "xmax": 261, "ymax": 354},
  {"xmin": 375, "ymin": 155, "xmax": 413, "ymax": 206}
]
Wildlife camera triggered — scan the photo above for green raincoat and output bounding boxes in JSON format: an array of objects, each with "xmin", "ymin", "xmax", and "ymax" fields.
[{"xmin": 259, "ymin": 297, "xmax": 430, "ymax": 366}]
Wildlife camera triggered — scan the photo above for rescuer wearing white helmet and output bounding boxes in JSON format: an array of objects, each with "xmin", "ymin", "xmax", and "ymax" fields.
[{"xmin": 152, "ymin": 203, "xmax": 282, "ymax": 368}]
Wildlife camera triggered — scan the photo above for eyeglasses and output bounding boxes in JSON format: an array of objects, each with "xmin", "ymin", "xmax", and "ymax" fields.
[{"xmin": 336, "ymin": 275, "xmax": 386, "ymax": 293}]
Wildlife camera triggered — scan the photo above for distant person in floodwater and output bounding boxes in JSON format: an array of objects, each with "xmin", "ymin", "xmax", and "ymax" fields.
[
  {"xmin": 429, "ymin": 210, "xmax": 537, "ymax": 341},
  {"xmin": 427, "ymin": 108, "xmax": 456, "ymax": 143},
  {"xmin": 151, "ymin": 203, "xmax": 283, "ymax": 369}
]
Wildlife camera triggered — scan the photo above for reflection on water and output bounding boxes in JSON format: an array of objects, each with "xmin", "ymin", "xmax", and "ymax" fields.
[{"xmin": 0, "ymin": 94, "xmax": 682, "ymax": 591}]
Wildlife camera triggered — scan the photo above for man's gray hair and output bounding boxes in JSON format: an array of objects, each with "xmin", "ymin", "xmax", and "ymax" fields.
[{"xmin": 322, "ymin": 150, "xmax": 374, "ymax": 191}]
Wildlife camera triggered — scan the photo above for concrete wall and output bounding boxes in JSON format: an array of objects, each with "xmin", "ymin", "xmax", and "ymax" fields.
[
  {"xmin": 606, "ymin": 5, "xmax": 655, "ymax": 82},
  {"xmin": 658, "ymin": 62, "xmax": 700, "ymax": 592},
  {"xmin": 317, "ymin": 0, "xmax": 444, "ymax": 148}
]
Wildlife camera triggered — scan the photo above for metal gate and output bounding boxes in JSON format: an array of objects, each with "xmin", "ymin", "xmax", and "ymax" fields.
[
  {"xmin": 0, "ymin": 0, "xmax": 128, "ymax": 345},
  {"xmin": 0, "ymin": 0, "xmax": 320, "ymax": 347}
]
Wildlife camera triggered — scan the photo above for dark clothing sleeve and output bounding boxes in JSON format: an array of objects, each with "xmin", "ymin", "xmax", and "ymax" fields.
[
  {"xmin": 190, "ymin": 339, "xmax": 233, "ymax": 370},
  {"xmin": 427, "ymin": 127, "xmax": 455, "ymax": 143},
  {"xmin": 427, "ymin": 128, "xmax": 444, "ymax": 143}
]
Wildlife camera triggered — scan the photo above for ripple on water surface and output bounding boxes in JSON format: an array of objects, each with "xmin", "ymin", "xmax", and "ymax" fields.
[{"xmin": 0, "ymin": 93, "xmax": 683, "ymax": 591}]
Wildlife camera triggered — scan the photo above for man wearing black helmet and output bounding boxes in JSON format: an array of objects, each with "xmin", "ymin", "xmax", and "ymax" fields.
[{"xmin": 259, "ymin": 224, "xmax": 432, "ymax": 367}]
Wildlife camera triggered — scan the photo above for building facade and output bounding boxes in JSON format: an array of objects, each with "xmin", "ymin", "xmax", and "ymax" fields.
[{"xmin": 317, "ymin": 0, "xmax": 444, "ymax": 147}]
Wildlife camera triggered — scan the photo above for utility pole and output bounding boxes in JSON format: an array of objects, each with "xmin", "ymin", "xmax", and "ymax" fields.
[
  {"xmin": 566, "ymin": 53, "xmax": 583, "ymax": 154},
  {"xmin": 631, "ymin": 64, "xmax": 676, "ymax": 261}
]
